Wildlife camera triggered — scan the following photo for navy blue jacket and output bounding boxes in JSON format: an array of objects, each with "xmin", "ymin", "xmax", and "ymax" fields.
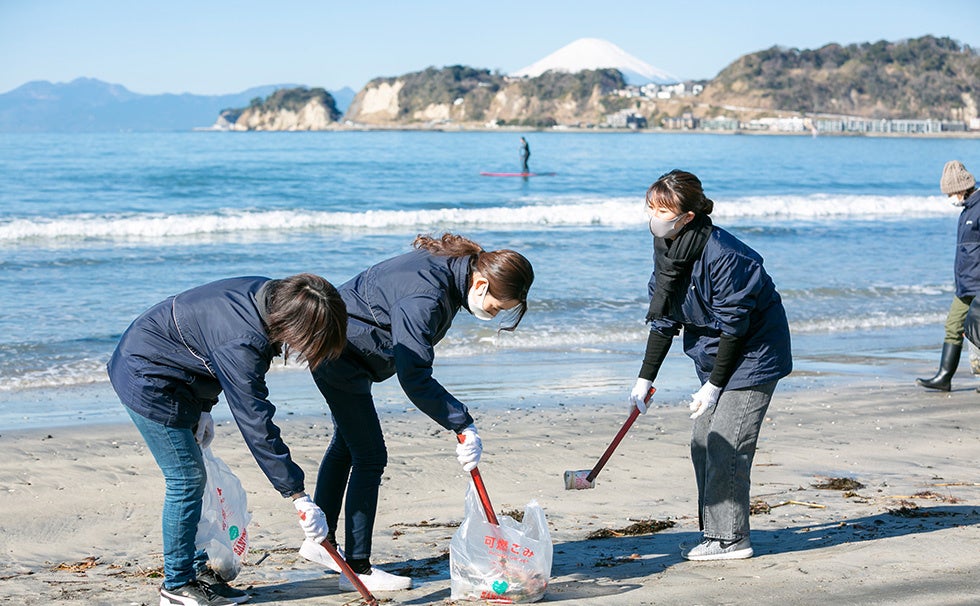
[
  {"xmin": 647, "ymin": 227, "xmax": 792, "ymax": 389},
  {"xmin": 107, "ymin": 277, "xmax": 306, "ymax": 498},
  {"xmin": 955, "ymin": 190, "xmax": 980, "ymax": 297},
  {"xmin": 317, "ymin": 249, "xmax": 474, "ymax": 432}
]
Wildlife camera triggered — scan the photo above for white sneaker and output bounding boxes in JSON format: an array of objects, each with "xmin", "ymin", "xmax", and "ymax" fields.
[
  {"xmin": 338, "ymin": 567, "xmax": 412, "ymax": 592},
  {"xmin": 298, "ymin": 539, "xmax": 344, "ymax": 573},
  {"xmin": 682, "ymin": 537, "xmax": 753, "ymax": 561}
]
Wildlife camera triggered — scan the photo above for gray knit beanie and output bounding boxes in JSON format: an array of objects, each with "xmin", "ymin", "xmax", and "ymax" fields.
[{"xmin": 940, "ymin": 160, "xmax": 975, "ymax": 195}]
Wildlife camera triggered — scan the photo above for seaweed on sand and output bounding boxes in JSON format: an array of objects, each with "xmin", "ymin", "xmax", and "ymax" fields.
[
  {"xmin": 812, "ymin": 477, "xmax": 865, "ymax": 490},
  {"xmin": 586, "ymin": 519, "xmax": 675, "ymax": 540}
]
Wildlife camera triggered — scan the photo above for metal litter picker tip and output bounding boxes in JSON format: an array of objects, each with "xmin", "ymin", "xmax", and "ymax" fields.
[{"xmin": 564, "ymin": 387, "xmax": 654, "ymax": 490}]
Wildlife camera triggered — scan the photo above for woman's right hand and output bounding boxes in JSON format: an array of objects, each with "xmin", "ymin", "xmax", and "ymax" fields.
[
  {"xmin": 456, "ymin": 425, "xmax": 482, "ymax": 472},
  {"xmin": 629, "ymin": 378, "xmax": 654, "ymax": 414},
  {"xmin": 293, "ymin": 494, "xmax": 328, "ymax": 543}
]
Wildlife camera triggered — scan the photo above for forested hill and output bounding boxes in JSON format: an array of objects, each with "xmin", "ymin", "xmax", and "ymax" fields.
[
  {"xmin": 699, "ymin": 36, "xmax": 980, "ymax": 120},
  {"xmin": 345, "ymin": 66, "xmax": 628, "ymax": 126}
]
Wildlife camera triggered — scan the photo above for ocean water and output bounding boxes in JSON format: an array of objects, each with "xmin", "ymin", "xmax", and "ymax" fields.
[{"xmin": 0, "ymin": 130, "xmax": 975, "ymax": 428}]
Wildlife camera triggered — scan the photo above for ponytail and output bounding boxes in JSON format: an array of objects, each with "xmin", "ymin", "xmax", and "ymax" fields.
[{"xmin": 413, "ymin": 233, "xmax": 483, "ymax": 257}]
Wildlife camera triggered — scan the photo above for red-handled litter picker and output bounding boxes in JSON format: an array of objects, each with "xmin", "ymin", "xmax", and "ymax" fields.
[
  {"xmin": 296, "ymin": 511, "xmax": 378, "ymax": 606},
  {"xmin": 563, "ymin": 387, "xmax": 655, "ymax": 490},
  {"xmin": 457, "ymin": 433, "xmax": 498, "ymax": 525}
]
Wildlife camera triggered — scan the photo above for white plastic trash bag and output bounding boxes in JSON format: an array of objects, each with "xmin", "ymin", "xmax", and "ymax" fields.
[
  {"xmin": 450, "ymin": 484, "xmax": 552, "ymax": 603},
  {"xmin": 195, "ymin": 446, "xmax": 251, "ymax": 581}
]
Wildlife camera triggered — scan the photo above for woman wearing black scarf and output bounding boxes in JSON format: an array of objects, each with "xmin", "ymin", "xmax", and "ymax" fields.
[{"xmin": 629, "ymin": 170, "xmax": 792, "ymax": 561}]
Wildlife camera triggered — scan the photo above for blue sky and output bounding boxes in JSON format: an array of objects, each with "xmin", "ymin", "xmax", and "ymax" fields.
[{"xmin": 1, "ymin": 0, "xmax": 978, "ymax": 95}]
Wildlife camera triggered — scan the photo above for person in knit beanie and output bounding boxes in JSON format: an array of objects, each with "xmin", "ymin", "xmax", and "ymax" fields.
[
  {"xmin": 940, "ymin": 160, "xmax": 976, "ymax": 198},
  {"xmin": 917, "ymin": 160, "xmax": 980, "ymax": 391}
]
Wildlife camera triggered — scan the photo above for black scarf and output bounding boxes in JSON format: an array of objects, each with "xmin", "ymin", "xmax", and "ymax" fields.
[{"xmin": 646, "ymin": 213, "xmax": 713, "ymax": 322}]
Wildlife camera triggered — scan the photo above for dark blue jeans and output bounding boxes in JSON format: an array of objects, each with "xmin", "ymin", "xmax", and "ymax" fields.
[
  {"xmin": 311, "ymin": 355, "xmax": 388, "ymax": 561},
  {"xmin": 126, "ymin": 408, "xmax": 209, "ymax": 589}
]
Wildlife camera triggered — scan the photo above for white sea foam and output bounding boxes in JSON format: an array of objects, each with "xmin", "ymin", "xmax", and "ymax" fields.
[
  {"xmin": 714, "ymin": 193, "xmax": 957, "ymax": 219},
  {"xmin": 0, "ymin": 360, "xmax": 110, "ymax": 392},
  {"xmin": 0, "ymin": 194, "xmax": 957, "ymax": 244},
  {"xmin": 791, "ymin": 312, "xmax": 946, "ymax": 333}
]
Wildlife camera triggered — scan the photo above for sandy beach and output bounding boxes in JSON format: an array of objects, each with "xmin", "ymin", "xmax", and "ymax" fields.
[{"xmin": 1, "ymin": 358, "xmax": 979, "ymax": 606}]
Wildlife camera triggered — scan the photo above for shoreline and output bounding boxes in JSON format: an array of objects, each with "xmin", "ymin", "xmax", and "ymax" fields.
[
  {"xmin": 195, "ymin": 123, "xmax": 980, "ymax": 139},
  {"xmin": 0, "ymin": 333, "xmax": 930, "ymax": 433},
  {"xmin": 1, "ymin": 357, "xmax": 978, "ymax": 605}
]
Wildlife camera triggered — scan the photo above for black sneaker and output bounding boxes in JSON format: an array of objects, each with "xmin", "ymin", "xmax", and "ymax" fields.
[
  {"xmin": 159, "ymin": 579, "xmax": 235, "ymax": 606},
  {"xmin": 197, "ymin": 568, "xmax": 251, "ymax": 604}
]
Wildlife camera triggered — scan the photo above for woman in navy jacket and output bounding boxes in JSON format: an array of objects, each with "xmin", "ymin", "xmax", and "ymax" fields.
[
  {"xmin": 302, "ymin": 233, "xmax": 533, "ymax": 593},
  {"xmin": 108, "ymin": 274, "xmax": 347, "ymax": 606},
  {"xmin": 628, "ymin": 170, "xmax": 792, "ymax": 562}
]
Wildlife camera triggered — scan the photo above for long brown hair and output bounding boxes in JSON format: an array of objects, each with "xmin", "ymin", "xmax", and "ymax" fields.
[
  {"xmin": 265, "ymin": 273, "xmax": 347, "ymax": 370},
  {"xmin": 646, "ymin": 169, "xmax": 714, "ymax": 215},
  {"xmin": 414, "ymin": 233, "xmax": 534, "ymax": 331}
]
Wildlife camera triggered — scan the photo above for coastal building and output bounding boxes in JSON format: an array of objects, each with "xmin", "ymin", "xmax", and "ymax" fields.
[
  {"xmin": 658, "ymin": 114, "xmax": 969, "ymax": 134},
  {"xmin": 814, "ymin": 118, "xmax": 946, "ymax": 134},
  {"xmin": 746, "ymin": 117, "xmax": 809, "ymax": 132},
  {"xmin": 605, "ymin": 110, "xmax": 647, "ymax": 129},
  {"xmin": 699, "ymin": 116, "xmax": 739, "ymax": 131},
  {"xmin": 662, "ymin": 112, "xmax": 699, "ymax": 130}
]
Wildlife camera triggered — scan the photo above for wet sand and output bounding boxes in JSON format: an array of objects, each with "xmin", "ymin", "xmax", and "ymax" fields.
[{"xmin": 0, "ymin": 364, "xmax": 979, "ymax": 605}]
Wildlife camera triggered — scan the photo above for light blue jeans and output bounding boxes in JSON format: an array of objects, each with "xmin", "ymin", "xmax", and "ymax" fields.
[
  {"xmin": 127, "ymin": 408, "xmax": 209, "ymax": 589},
  {"xmin": 690, "ymin": 381, "xmax": 777, "ymax": 541}
]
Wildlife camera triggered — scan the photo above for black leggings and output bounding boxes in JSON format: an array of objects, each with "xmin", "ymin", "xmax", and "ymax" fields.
[{"xmin": 311, "ymin": 358, "xmax": 386, "ymax": 561}]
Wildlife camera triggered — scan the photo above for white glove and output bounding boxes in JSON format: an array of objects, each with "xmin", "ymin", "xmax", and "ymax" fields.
[
  {"xmin": 690, "ymin": 382, "xmax": 723, "ymax": 419},
  {"xmin": 629, "ymin": 378, "xmax": 654, "ymax": 414},
  {"xmin": 194, "ymin": 411, "xmax": 215, "ymax": 449},
  {"xmin": 456, "ymin": 425, "xmax": 482, "ymax": 472},
  {"xmin": 293, "ymin": 495, "xmax": 328, "ymax": 543}
]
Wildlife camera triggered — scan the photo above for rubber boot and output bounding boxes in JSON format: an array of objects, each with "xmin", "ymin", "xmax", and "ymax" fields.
[{"xmin": 916, "ymin": 343, "xmax": 961, "ymax": 391}]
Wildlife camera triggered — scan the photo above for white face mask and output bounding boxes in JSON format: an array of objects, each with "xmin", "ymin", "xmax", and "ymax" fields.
[
  {"xmin": 648, "ymin": 213, "xmax": 686, "ymax": 239},
  {"xmin": 467, "ymin": 285, "xmax": 494, "ymax": 321}
]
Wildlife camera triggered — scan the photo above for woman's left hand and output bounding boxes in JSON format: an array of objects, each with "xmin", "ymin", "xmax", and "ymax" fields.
[
  {"xmin": 194, "ymin": 411, "xmax": 215, "ymax": 448},
  {"xmin": 689, "ymin": 382, "xmax": 722, "ymax": 419}
]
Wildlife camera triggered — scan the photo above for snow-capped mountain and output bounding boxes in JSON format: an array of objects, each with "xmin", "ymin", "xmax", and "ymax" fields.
[{"xmin": 511, "ymin": 38, "xmax": 679, "ymax": 85}]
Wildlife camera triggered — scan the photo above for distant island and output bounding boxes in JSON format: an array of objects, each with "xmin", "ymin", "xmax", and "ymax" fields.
[{"xmin": 213, "ymin": 87, "xmax": 341, "ymax": 131}]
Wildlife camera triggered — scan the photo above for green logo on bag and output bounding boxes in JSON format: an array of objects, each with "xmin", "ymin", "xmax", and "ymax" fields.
[
  {"xmin": 491, "ymin": 580, "xmax": 509, "ymax": 594},
  {"xmin": 228, "ymin": 526, "xmax": 240, "ymax": 541}
]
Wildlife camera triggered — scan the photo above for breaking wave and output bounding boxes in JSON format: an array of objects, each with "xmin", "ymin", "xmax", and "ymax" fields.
[{"xmin": 0, "ymin": 194, "xmax": 956, "ymax": 244}]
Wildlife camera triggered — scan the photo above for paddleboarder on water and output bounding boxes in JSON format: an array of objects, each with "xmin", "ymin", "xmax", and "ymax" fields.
[{"xmin": 519, "ymin": 137, "xmax": 530, "ymax": 173}]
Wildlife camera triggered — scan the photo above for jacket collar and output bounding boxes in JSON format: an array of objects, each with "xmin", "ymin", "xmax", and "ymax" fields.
[
  {"xmin": 964, "ymin": 189, "xmax": 980, "ymax": 210},
  {"xmin": 449, "ymin": 255, "xmax": 472, "ymax": 311},
  {"xmin": 255, "ymin": 279, "xmax": 273, "ymax": 326}
]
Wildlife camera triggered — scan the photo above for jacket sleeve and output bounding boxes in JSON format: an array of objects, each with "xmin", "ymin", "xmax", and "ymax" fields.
[
  {"xmin": 210, "ymin": 339, "xmax": 306, "ymax": 498},
  {"xmin": 390, "ymin": 295, "xmax": 474, "ymax": 433},
  {"xmin": 707, "ymin": 251, "xmax": 765, "ymax": 338}
]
